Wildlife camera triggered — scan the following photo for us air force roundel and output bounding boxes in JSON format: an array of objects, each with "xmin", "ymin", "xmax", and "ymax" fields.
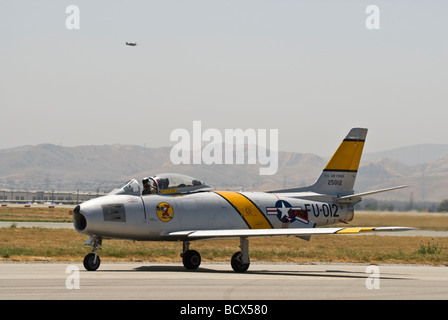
[{"xmin": 266, "ymin": 200, "xmax": 315, "ymax": 227}]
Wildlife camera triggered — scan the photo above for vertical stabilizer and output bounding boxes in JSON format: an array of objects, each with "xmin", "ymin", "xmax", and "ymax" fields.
[
  {"xmin": 311, "ymin": 128, "xmax": 367, "ymax": 195},
  {"xmin": 272, "ymin": 128, "xmax": 367, "ymax": 196}
]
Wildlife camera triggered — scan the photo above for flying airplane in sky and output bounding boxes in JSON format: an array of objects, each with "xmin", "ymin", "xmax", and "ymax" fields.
[
  {"xmin": 125, "ymin": 42, "xmax": 137, "ymax": 46},
  {"xmin": 73, "ymin": 128, "xmax": 411, "ymax": 272}
]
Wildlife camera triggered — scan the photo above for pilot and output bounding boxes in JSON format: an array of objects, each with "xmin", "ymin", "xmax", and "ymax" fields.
[{"xmin": 142, "ymin": 178, "xmax": 156, "ymax": 195}]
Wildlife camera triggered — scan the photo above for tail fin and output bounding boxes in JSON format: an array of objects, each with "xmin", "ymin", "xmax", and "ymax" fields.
[
  {"xmin": 312, "ymin": 127, "xmax": 367, "ymax": 195},
  {"xmin": 272, "ymin": 128, "xmax": 367, "ymax": 196}
]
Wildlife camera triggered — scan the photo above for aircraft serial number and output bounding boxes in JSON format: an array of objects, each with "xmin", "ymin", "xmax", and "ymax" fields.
[
  {"xmin": 327, "ymin": 179, "xmax": 343, "ymax": 186},
  {"xmin": 305, "ymin": 203, "xmax": 339, "ymax": 217}
]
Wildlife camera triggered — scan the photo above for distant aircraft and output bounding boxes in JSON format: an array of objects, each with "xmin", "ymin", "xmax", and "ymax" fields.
[
  {"xmin": 73, "ymin": 128, "xmax": 412, "ymax": 272},
  {"xmin": 126, "ymin": 42, "xmax": 137, "ymax": 46}
]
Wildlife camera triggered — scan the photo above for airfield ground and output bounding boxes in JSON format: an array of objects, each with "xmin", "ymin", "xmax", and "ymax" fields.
[
  {"xmin": 0, "ymin": 206, "xmax": 447, "ymax": 265},
  {"xmin": 1, "ymin": 207, "xmax": 448, "ymax": 301},
  {"xmin": 2, "ymin": 262, "xmax": 447, "ymax": 300}
]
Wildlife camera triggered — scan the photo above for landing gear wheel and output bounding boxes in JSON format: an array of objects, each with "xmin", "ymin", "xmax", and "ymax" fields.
[
  {"xmin": 83, "ymin": 253, "xmax": 101, "ymax": 271},
  {"xmin": 231, "ymin": 251, "xmax": 250, "ymax": 273},
  {"xmin": 182, "ymin": 250, "xmax": 201, "ymax": 270}
]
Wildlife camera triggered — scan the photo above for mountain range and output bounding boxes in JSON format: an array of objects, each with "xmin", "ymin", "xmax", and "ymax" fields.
[{"xmin": 0, "ymin": 143, "xmax": 447, "ymax": 203}]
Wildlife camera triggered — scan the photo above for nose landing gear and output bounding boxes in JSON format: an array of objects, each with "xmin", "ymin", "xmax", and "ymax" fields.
[{"xmin": 83, "ymin": 236, "xmax": 102, "ymax": 271}]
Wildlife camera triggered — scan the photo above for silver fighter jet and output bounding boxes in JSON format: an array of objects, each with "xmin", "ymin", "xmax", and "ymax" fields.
[{"xmin": 73, "ymin": 128, "xmax": 410, "ymax": 272}]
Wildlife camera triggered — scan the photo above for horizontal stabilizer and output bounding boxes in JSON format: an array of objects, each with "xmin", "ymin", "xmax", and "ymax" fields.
[{"xmin": 336, "ymin": 185, "xmax": 408, "ymax": 202}]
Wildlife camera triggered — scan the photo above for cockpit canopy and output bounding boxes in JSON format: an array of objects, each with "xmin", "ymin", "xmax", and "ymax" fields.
[
  {"xmin": 109, "ymin": 179, "xmax": 141, "ymax": 196},
  {"xmin": 109, "ymin": 173, "xmax": 213, "ymax": 196}
]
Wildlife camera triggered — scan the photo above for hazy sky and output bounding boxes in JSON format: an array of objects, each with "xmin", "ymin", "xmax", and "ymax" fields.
[{"xmin": 1, "ymin": 1, "xmax": 447, "ymax": 156}]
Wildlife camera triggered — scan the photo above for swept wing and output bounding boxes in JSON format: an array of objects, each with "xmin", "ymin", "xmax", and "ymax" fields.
[{"xmin": 167, "ymin": 226, "xmax": 415, "ymax": 240}]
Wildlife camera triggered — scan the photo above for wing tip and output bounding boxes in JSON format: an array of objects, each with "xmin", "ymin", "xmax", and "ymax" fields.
[{"xmin": 336, "ymin": 226, "xmax": 417, "ymax": 234}]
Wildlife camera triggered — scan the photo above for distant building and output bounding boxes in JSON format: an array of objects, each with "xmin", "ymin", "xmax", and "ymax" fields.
[{"xmin": 0, "ymin": 189, "xmax": 105, "ymax": 204}]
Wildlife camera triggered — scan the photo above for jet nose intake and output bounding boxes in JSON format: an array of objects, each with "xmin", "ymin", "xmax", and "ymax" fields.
[{"xmin": 73, "ymin": 205, "xmax": 87, "ymax": 232}]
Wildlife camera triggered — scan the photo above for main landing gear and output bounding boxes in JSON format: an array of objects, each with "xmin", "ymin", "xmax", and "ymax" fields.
[
  {"xmin": 181, "ymin": 241, "xmax": 201, "ymax": 270},
  {"xmin": 81, "ymin": 236, "xmax": 251, "ymax": 273},
  {"xmin": 83, "ymin": 236, "xmax": 102, "ymax": 271},
  {"xmin": 181, "ymin": 237, "xmax": 250, "ymax": 273},
  {"xmin": 230, "ymin": 237, "xmax": 250, "ymax": 273}
]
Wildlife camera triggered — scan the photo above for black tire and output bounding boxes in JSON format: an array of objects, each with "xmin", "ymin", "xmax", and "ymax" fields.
[
  {"xmin": 83, "ymin": 253, "xmax": 101, "ymax": 271},
  {"xmin": 231, "ymin": 251, "xmax": 250, "ymax": 273},
  {"xmin": 182, "ymin": 250, "xmax": 201, "ymax": 270}
]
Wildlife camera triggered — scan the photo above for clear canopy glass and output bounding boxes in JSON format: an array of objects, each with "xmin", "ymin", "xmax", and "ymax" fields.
[{"xmin": 109, "ymin": 173, "xmax": 212, "ymax": 196}]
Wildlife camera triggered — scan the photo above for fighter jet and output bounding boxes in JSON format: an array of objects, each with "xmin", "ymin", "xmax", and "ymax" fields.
[
  {"xmin": 73, "ymin": 128, "xmax": 411, "ymax": 272},
  {"xmin": 126, "ymin": 42, "xmax": 137, "ymax": 46}
]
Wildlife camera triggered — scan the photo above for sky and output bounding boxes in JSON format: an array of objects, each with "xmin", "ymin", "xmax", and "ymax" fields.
[{"xmin": 1, "ymin": 1, "xmax": 447, "ymax": 156}]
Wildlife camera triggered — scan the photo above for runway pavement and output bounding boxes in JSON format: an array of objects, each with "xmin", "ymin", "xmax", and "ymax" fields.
[
  {"xmin": 1, "ymin": 262, "xmax": 447, "ymax": 300},
  {"xmin": 0, "ymin": 221, "xmax": 73, "ymax": 229}
]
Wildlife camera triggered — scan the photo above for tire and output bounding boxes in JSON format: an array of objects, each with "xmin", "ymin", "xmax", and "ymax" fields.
[
  {"xmin": 83, "ymin": 253, "xmax": 101, "ymax": 271},
  {"xmin": 231, "ymin": 251, "xmax": 250, "ymax": 273},
  {"xmin": 182, "ymin": 250, "xmax": 201, "ymax": 270}
]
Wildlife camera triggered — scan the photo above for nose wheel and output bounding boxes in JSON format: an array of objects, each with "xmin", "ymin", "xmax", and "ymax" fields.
[
  {"xmin": 83, "ymin": 236, "xmax": 102, "ymax": 271},
  {"xmin": 83, "ymin": 252, "xmax": 101, "ymax": 271}
]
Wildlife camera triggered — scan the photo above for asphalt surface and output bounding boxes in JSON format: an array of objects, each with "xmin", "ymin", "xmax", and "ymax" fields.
[
  {"xmin": 1, "ymin": 262, "xmax": 447, "ymax": 300},
  {"xmin": 0, "ymin": 221, "xmax": 74, "ymax": 229}
]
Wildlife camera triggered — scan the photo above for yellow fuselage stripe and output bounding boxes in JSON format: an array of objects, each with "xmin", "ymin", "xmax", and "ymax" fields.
[{"xmin": 214, "ymin": 191, "xmax": 272, "ymax": 229}]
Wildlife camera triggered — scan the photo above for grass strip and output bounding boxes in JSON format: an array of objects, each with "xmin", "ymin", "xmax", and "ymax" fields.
[{"xmin": 1, "ymin": 227, "xmax": 447, "ymax": 265}]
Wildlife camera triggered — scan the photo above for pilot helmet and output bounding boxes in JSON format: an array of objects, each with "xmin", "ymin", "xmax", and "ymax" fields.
[{"xmin": 142, "ymin": 177, "xmax": 150, "ymax": 185}]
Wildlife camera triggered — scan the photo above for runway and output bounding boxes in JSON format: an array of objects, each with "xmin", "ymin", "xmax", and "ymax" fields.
[
  {"xmin": 1, "ymin": 262, "xmax": 447, "ymax": 300},
  {"xmin": 0, "ymin": 221, "xmax": 73, "ymax": 229}
]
